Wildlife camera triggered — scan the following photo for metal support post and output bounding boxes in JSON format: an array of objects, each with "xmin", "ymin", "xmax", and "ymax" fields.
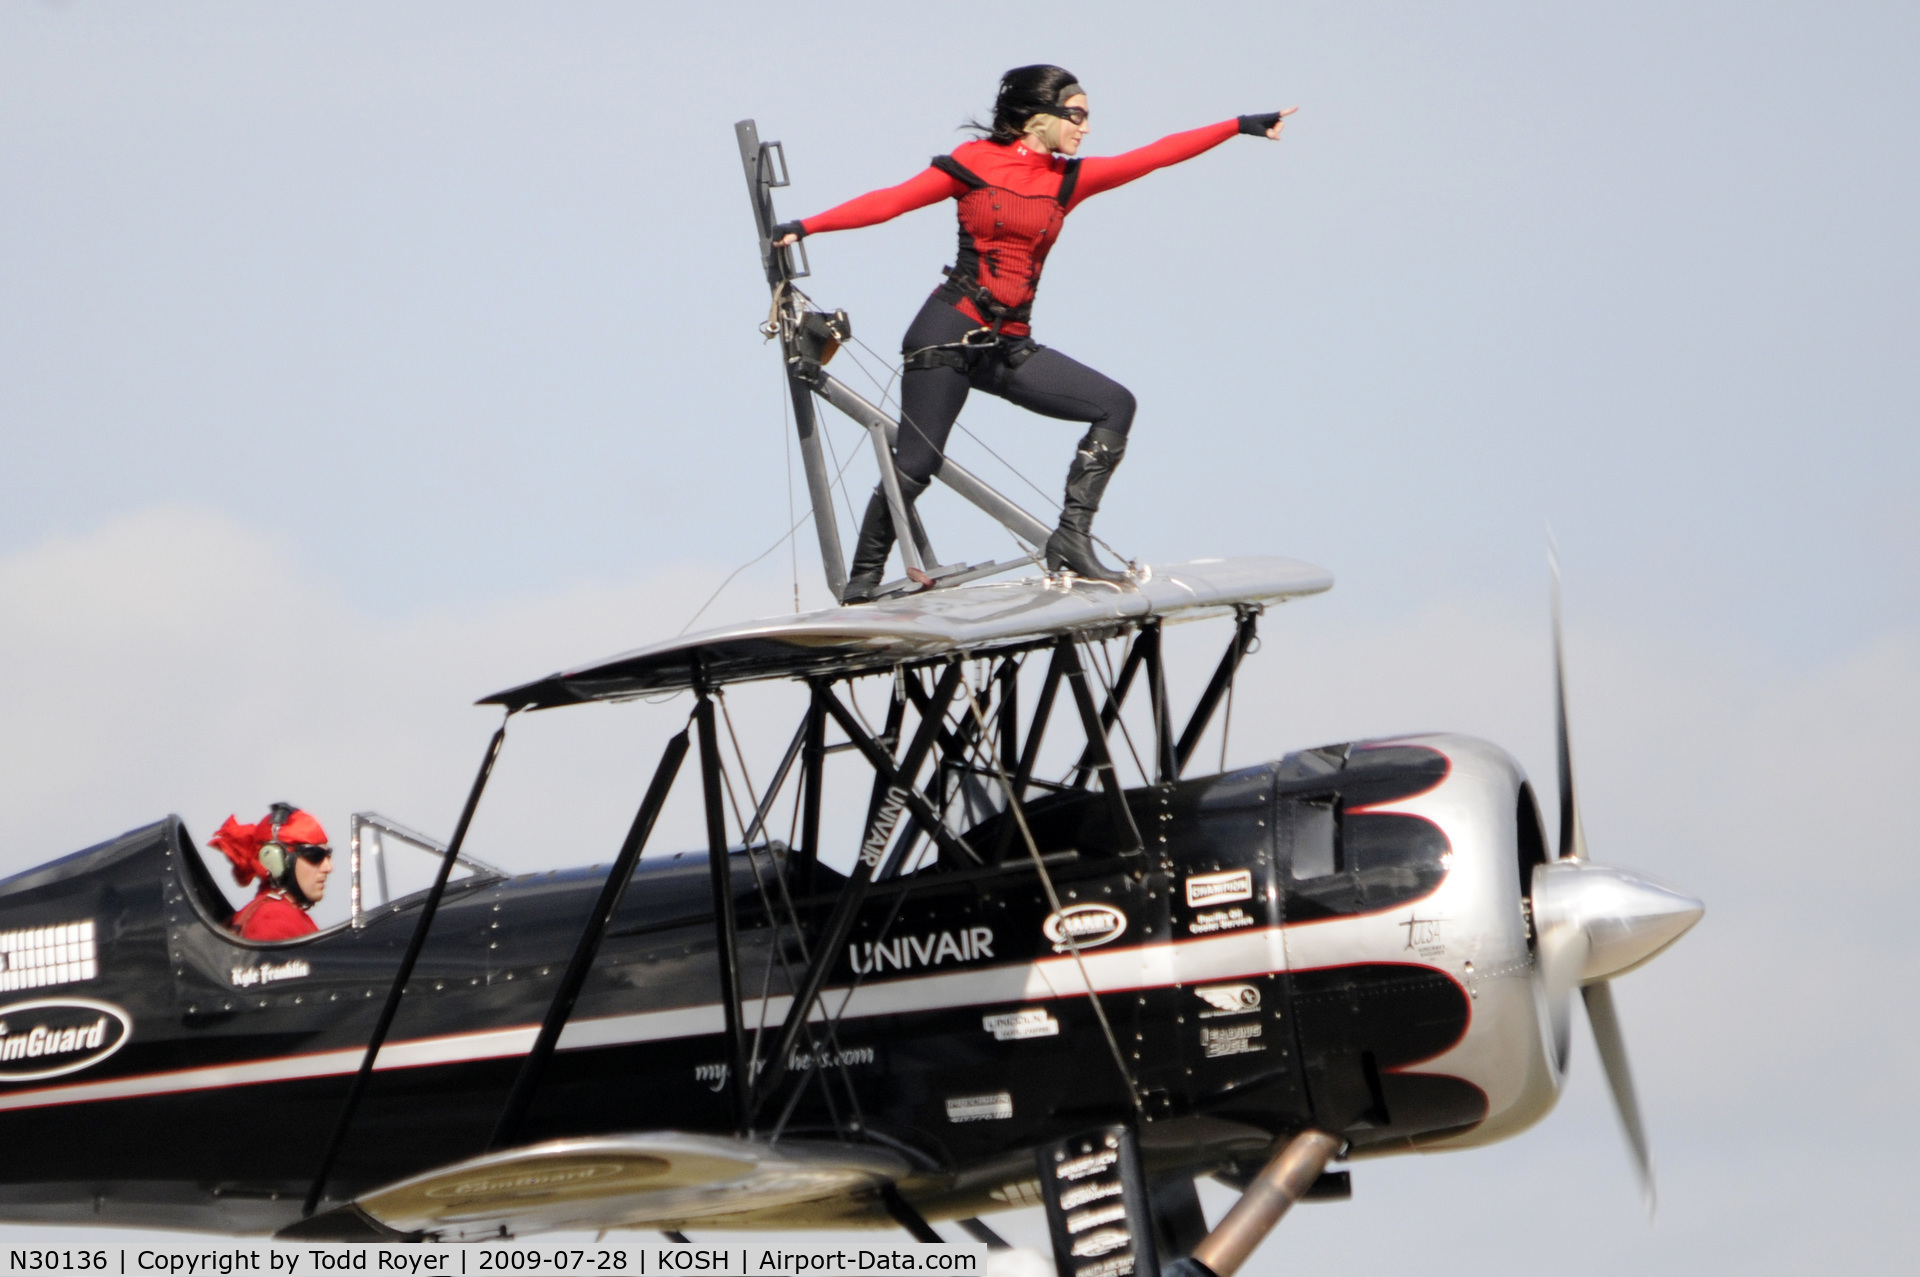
[
  {"xmin": 1188, "ymin": 1130, "xmax": 1341, "ymax": 1277},
  {"xmin": 821, "ymin": 689, "xmax": 981, "ymax": 870},
  {"xmin": 880, "ymin": 1185, "xmax": 945, "ymax": 1244},
  {"xmin": 742, "ymin": 717, "xmax": 809, "ymax": 846},
  {"xmin": 304, "ymin": 722, "xmax": 509, "ymax": 1218},
  {"xmin": 488, "ymin": 727, "xmax": 691, "ymax": 1151},
  {"xmin": 753, "ymin": 665, "xmax": 966, "ymax": 1113},
  {"xmin": 1175, "ymin": 607, "xmax": 1260, "ymax": 776},
  {"xmin": 990, "ymin": 643, "xmax": 1067, "ymax": 861},
  {"xmin": 348, "ymin": 821, "xmax": 364, "ymax": 928},
  {"xmin": 695, "ymin": 689, "xmax": 751, "ymax": 1135},
  {"xmin": 877, "ymin": 690, "xmax": 987, "ymax": 879},
  {"xmin": 813, "ymin": 372, "xmax": 1055, "ymax": 550},
  {"xmin": 1141, "ymin": 621, "xmax": 1176, "ymax": 786},
  {"xmin": 997, "ymin": 657, "xmax": 1020, "ymax": 775},
  {"xmin": 797, "ymin": 686, "xmax": 827, "ymax": 897},
  {"xmin": 1060, "ymin": 639, "xmax": 1145, "ymax": 853},
  {"xmin": 736, "ymin": 119, "xmax": 846, "ymax": 598},
  {"xmin": 1071, "ymin": 631, "xmax": 1148, "ymax": 790},
  {"xmin": 789, "ymin": 379, "xmax": 848, "ymax": 599},
  {"xmin": 865, "ymin": 419, "xmax": 926, "ymax": 581},
  {"xmin": 879, "ymin": 675, "xmax": 907, "ymax": 756}
]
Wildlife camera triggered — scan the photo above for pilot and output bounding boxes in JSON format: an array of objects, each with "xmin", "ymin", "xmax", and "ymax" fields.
[{"xmin": 210, "ymin": 802, "xmax": 334, "ymax": 941}]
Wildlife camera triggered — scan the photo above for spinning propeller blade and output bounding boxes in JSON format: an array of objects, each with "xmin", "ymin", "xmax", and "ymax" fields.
[
  {"xmin": 1544, "ymin": 541, "xmax": 1697, "ymax": 1216},
  {"xmin": 1550, "ymin": 539, "xmax": 1589, "ymax": 863},
  {"xmin": 1582, "ymin": 980, "xmax": 1654, "ymax": 1211}
]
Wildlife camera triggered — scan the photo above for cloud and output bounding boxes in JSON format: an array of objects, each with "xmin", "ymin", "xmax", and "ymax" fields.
[{"xmin": 0, "ymin": 507, "xmax": 811, "ymax": 912}]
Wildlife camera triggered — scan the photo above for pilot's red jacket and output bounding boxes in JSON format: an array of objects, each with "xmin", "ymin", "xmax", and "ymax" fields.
[{"xmin": 232, "ymin": 890, "xmax": 316, "ymax": 942}]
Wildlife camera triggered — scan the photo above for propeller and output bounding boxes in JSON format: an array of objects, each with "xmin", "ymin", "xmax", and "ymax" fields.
[{"xmin": 1533, "ymin": 541, "xmax": 1703, "ymax": 1216}]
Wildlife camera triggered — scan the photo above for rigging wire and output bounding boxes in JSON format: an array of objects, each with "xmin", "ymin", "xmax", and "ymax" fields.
[
  {"xmin": 702, "ymin": 707, "xmax": 776, "ymax": 1076},
  {"xmin": 674, "ymin": 378, "xmax": 871, "ymax": 639},
  {"xmin": 713, "ymin": 692, "xmax": 862, "ymax": 1140},
  {"xmin": 958, "ymin": 666, "xmax": 1143, "ymax": 1115},
  {"xmin": 842, "ymin": 333, "xmax": 1061, "ymax": 518},
  {"xmin": 816, "ymin": 411, "xmax": 864, "ymax": 551},
  {"xmin": 1221, "ymin": 634, "xmax": 1238, "ymax": 773},
  {"xmin": 784, "ymin": 666, "xmax": 993, "ymax": 1142},
  {"xmin": 783, "ymin": 375, "xmax": 799, "ymax": 613},
  {"xmin": 839, "ymin": 326, "xmax": 1132, "ymax": 563},
  {"xmin": 835, "ymin": 338, "xmax": 1044, "ymax": 565},
  {"xmin": 1091, "ymin": 636, "xmax": 1151, "ymax": 788}
]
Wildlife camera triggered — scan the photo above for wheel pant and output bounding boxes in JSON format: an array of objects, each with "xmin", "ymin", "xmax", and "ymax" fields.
[{"xmin": 894, "ymin": 297, "xmax": 1136, "ymax": 485}]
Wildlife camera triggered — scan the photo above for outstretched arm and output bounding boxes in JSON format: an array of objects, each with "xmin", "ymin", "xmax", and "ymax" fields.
[
  {"xmin": 1069, "ymin": 108, "xmax": 1297, "ymax": 208},
  {"xmin": 775, "ymin": 167, "xmax": 967, "ymax": 243}
]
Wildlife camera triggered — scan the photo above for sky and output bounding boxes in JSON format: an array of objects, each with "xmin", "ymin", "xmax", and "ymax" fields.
[{"xmin": 1, "ymin": 1, "xmax": 1915, "ymax": 1271}]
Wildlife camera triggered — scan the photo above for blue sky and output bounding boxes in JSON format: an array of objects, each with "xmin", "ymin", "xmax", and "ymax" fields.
[
  {"xmin": 4, "ymin": 2, "xmax": 1913, "ymax": 661},
  {"xmin": 0, "ymin": 2, "xmax": 1914, "ymax": 1270}
]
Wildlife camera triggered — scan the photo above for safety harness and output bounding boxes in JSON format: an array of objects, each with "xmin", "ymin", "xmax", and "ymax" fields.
[{"xmin": 905, "ymin": 153, "xmax": 1082, "ymax": 373}]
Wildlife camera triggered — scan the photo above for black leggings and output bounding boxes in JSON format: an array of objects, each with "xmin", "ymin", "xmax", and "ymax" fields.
[{"xmin": 893, "ymin": 297, "xmax": 1135, "ymax": 484}]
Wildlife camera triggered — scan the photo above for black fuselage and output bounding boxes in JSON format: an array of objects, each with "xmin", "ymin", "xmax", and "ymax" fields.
[{"xmin": 0, "ymin": 746, "xmax": 1479, "ymax": 1234}]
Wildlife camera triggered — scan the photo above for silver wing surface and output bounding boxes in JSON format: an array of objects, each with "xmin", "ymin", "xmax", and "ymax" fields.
[
  {"xmin": 485, "ymin": 556, "xmax": 1332, "ymax": 709},
  {"xmin": 342, "ymin": 1133, "xmax": 908, "ymax": 1239}
]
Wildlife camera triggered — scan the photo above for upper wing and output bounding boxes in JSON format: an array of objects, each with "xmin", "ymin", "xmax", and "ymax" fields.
[{"xmin": 484, "ymin": 556, "xmax": 1333, "ymax": 710}]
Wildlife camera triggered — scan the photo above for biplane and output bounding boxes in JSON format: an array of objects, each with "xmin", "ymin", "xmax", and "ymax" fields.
[{"xmin": 0, "ymin": 123, "xmax": 1701, "ymax": 1276}]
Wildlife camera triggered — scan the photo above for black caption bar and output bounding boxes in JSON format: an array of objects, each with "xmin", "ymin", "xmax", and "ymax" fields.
[{"xmin": 4, "ymin": 1246, "xmax": 987, "ymax": 1277}]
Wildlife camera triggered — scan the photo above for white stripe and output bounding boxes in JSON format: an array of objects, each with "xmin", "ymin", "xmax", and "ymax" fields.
[{"xmin": 0, "ymin": 917, "xmax": 1399, "ymax": 1114}]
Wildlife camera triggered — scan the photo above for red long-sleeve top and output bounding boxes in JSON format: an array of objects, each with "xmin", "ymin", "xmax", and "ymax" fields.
[{"xmin": 799, "ymin": 120, "xmax": 1240, "ymax": 337}]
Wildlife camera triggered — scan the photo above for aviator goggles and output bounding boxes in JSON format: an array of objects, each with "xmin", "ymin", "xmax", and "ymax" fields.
[{"xmin": 1043, "ymin": 105, "xmax": 1089, "ymax": 126}]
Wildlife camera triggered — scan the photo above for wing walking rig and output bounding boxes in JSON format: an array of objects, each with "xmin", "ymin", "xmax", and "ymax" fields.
[{"xmin": 736, "ymin": 119, "xmax": 1066, "ymax": 602}]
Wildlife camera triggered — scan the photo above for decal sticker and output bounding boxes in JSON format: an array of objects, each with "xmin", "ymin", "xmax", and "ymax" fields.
[
  {"xmin": 693, "ymin": 1062, "xmax": 740, "ymax": 1092},
  {"xmin": 1401, "ymin": 913, "xmax": 1448, "ymax": 958},
  {"xmin": 1044, "ymin": 1138, "xmax": 1143, "ymax": 1274},
  {"xmin": 1055, "ymin": 1148, "xmax": 1118, "ymax": 1179},
  {"xmin": 1072, "ymin": 1255, "xmax": 1135, "ymax": 1277},
  {"xmin": 1184, "ymin": 869, "xmax": 1253, "ymax": 907},
  {"xmin": 1043, "ymin": 904, "xmax": 1127, "ymax": 952},
  {"xmin": 424, "ymin": 1163, "xmax": 630, "ymax": 1200},
  {"xmin": 859, "ymin": 786, "xmax": 910, "ymax": 868},
  {"xmin": 1200, "ymin": 1022, "xmax": 1263, "ymax": 1058},
  {"xmin": 984, "ymin": 1008, "xmax": 1059, "ymax": 1040},
  {"xmin": 1070, "ymin": 1205, "xmax": 1130, "ymax": 1234},
  {"xmin": 785, "ymin": 1044, "xmax": 875, "ymax": 1073},
  {"xmin": 1195, "ymin": 984, "xmax": 1262, "ymax": 1018},
  {"xmin": 848, "ymin": 927, "xmax": 994, "ymax": 975},
  {"xmin": 229, "ymin": 958, "xmax": 311, "ymax": 988},
  {"xmin": 0, "ymin": 921, "xmax": 97, "ymax": 992},
  {"xmin": 1188, "ymin": 906, "xmax": 1255, "ymax": 936},
  {"xmin": 945, "ymin": 1091, "xmax": 1014, "ymax": 1123},
  {"xmin": 1058, "ymin": 1178, "xmax": 1123, "ymax": 1213},
  {"xmin": 0, "ymin": 997, "xmax": 131, "ymax": 1082},
  {"xmin": 1071, "ymin": 1229, "xmax": 1133, "ymax": 1261},
  {"xmin": 694, "ymin": 1045, "xmax": 873, "ymax": 1091}
]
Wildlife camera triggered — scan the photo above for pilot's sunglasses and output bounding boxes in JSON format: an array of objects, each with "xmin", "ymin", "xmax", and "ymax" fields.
[
  {"xmin": 1048, "ymin": 106, "xmax": 1089, "ymax": 125},
  {"xmin": 291, "ymin": 845, "xmax": 334, "ymax": 865}
]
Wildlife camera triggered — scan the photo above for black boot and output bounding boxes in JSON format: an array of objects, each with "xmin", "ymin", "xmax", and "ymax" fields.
[
  {"xmin": 1044, "ymin": 427, "xmax": 1130, "ymax": 583},
  {"xmin": 841, "ymin": 475, "xmax": 930, "ymax": 604}
]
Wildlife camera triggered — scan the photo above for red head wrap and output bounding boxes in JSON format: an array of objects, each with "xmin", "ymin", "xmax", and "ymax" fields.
[{"xmin": 210, "ymin": 809, "xmax": 330, "ymax": 889}]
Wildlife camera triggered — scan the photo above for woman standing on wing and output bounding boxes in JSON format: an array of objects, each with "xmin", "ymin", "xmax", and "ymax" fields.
[{"xmin": 776, "ymin": 64, "xmax": 1295, "ymax": 602}]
